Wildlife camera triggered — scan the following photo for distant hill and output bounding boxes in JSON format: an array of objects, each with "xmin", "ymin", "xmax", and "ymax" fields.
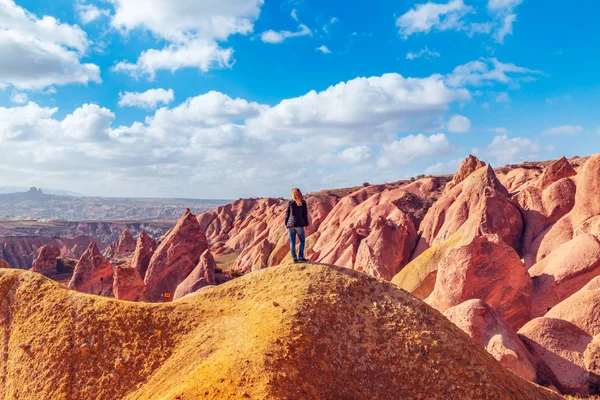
[
  {"xmin": 0, "ymin": 186, "xmax": 84, "ymax": 197},
  {"xmin": 0, "ymin": 187, "xmax": 230, "ymax": 221}
]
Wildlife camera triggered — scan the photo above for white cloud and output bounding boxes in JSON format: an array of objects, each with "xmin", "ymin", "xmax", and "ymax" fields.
[
  {"xmin": 489, "ymin": 127, "xmax": 509, "ymax": 135},
  {"xmin": 396, "ymin": 0, "xmax": 522, "ymax": 43},
  {"xmin": 10, "ymin": 91, "xmax": 27, "ymax": 104},
  {"xmin": 495, "ymin": 92, "xmax": 510, "ymax": 102},
  {"xmin": 60, "ymin": 104, "xmax": 115, "ymax": 142},
  {"xmin": 111, "ymin": 0, "xmax": 263, "ymax": 78},
  {"xmin": 379, "ymin": 133, "xmax": 454, "ymax": 168},
  {"xmin": 316, "ymin": 45, "xmax": 331, "ymax": 54},
  {"xmin": 447, "ymin": 114, "xmax": 471, "ymax": 133},
  {"xmin": 485, "ymin": 134, "xmax": 547, "ymax": 165},
  {"xmin": 406, "ymin": 46, "xmax": 440, "ymax": 60},
  {"xmin": 113, "ymin": 39, "xmax": 234, "ymax": 79},
  {"xmin": 546, "ymin": 94, "xmax": 572, "ymax": 104},
  {"xmin": 261, "ymin": 24, "xmax": 311, "ymax": 44},
  {"xmin": 338, "ymin": 146, "xmax": 373, "ymax": 164},
  {"xmin": 247, "ymin": 73, "xmax": 470, "ymax": 141},
  {"xmin": 75, "ymin": 3, "xmax": 110, "ymax": 25},
  {"xmin": 446, "ymin": 58, "xmax": 543, "ymax": 87},
  {"xmin": 424, "ymin": 158, "xmax": 462, "ymax": 175},
  {"xmin": 118, "ymin": 89, "xmax": 175, "ymax": 110},
  {"xmin": 543, "ymin": 125, "xmax": 584, "ymax": 136},
  {"xmin": 291, "ymin": 9, "xmax": 298, "ymax": 21},
  {"xmin": 331, "ymin": 17, "xmax": 339, "ymax": 24},
  {"xmin": 0, "ymin": 0, "xmax": 100, "ymax": 89},
  {"xmin": 396, "ymin": 0, "xmax": 473, "ymax": 38}
]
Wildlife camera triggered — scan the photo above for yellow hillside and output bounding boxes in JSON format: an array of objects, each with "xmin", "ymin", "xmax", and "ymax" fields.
[{"xmin": 0, "ymin": 264, "xmax": 560, "ymax": 399}]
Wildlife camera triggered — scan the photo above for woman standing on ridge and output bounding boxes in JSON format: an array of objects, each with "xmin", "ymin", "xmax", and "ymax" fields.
[{"xmin": 284, "ymin": 188, "xmax": 309, "ymax": 263}]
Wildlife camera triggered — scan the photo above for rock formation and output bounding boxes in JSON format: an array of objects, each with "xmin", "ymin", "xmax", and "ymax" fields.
[
  {"xmin": 142, "ymin": 210, "xmax": 208, "ymax": 301},
  {"xmin": 113, "ymin": 266, "xmax": 145, "ymax": 302},
  {"xmin": 30, "ymin": 245, "xmax": 61, "ymax": 273},
  {"xmin": 425, "ymin": 234, "xmax": 533, "ymax": 329},
  {"xmin": 130, "ymin": 230, "xmax": 157, "ymax": 279},
  {"xmin": 444, "ymin": 299, "xmax": 536, "ymax": 381},
  {"xmin": 445, "ymin": 154, "xmax": 486, "ymax": 192},
  {"xmin": 173, "ymin": 249, "xmax": 217, "ymax": 300},
  {"xmin": 104, "ymin": 229, "xmax": 136, "ymax": 259},
  {"xmin": 0, "ymin": 265, "xmax": 561, "ymax": 400},
  {"xmin": 68, "ymin": 242, "xmax": 114, "ymax": 296}
]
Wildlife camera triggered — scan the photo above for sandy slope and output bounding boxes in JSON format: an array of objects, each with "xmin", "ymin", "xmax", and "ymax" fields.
[{"xmin": 0, "ymin": 264, "xmax": 560, "ymax": 400}]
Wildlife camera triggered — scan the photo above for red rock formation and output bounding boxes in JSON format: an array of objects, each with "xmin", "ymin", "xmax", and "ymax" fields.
[
  {"xmin": 444, "ymin": 299, "xmax": 536, "ymax": 381},
  {"xmin": 414, "ymin": 163, "xmax": 523, "ymax": 258},
  {"xmin": 104, "ymin": 229, "xmax": 136, "ymax": 259},
  {"xmin": 516, "ymin": 157, "xmax": 578, "ymax": 267},
  {"xmin": 68, "ymin": 242, "xmax": 114, "ymax": 296},
  {"xmin": 143, "ymin": 210, "xmax": 208, "ymax": 302},
  {"xmin": 31, "ymin": 245, "xmax": 60, "ymax": 273},
  {"xmin": 425, "ymin": 234, "xmax": 533, "ymax": 329},
  {"xmin": 113, "ymin": 266, "xmax": 145, "ymax": 302},
  {"xmin": 173, "ymin": 250, "xmax": 217, "ymax": 300},
  {"xmin": 529, "ymin": 233, "xmax": 600, "ymax": 317},
  {"xmin": 445, "ymin": 155, "xmax": 486, "ymax": 192},
  {"xmin": 394, "ymin": 160, "xmax": 523, "ymax": 298},
  {"xmin": 130, "ymin": 230, "xmax": 157, "ymax": 279}
]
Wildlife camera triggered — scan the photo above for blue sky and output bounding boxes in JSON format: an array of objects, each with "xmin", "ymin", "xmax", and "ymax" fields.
[{"xmin": 0, "ymin": 0, "xmax": 598, "ymax": 198}]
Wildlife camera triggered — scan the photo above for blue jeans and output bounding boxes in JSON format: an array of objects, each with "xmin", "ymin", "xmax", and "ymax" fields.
[{"xmin": 288, "ymin": 227, "xmax": 306, "ymax": 261}]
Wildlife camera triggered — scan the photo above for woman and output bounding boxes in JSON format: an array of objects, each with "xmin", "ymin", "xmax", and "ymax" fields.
[{"xmin": 284, "ymin": 188, "xmax": 309, "ymax": 263}]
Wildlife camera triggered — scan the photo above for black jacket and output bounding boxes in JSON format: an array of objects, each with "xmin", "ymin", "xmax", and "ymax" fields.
[{"xmin": 285, "ymin": 200, "xmax": 309, "ymax": 228}]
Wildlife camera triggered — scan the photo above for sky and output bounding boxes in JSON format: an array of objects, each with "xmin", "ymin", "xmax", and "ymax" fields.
[{"xmin": 0, "ymin": 0, "xmax": 599, "ymax": 199}]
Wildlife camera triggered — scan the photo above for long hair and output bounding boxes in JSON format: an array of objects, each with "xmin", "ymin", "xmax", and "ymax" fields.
[{"xmin": 292, "ymin": 188, "xmax": 304, "ymax": 206}]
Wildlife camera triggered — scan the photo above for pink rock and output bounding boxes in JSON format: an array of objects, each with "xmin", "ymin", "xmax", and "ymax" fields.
[
  {"xmin": 173, "ymin": 250, "xmax": 217, "ymax": 300},
  {"xmin": 445, "ymin": 155, "xmax": 486, "ymax": 193},
  {"xmin": 31, "ymin": 245, "xmax": 60, "ymax": 273},
  {"xmin": 545, "ymin": 287, "xmax": 600, "ymax": 336},
  {"xmin": 68, "ymin": 242, "xmax": 114, "ymax": 296},
  {"xmin": 529, "ymin": 233, "xmax": 600, "ymax": 317},
  {"xmin": 142, "ymin": 210, "xmax": 208, "ymax": 302},
  {"xmin": 414, "ymin": 163, "xmax": 523, "ymax": 258},
  {"xmin": 130, "ymin": 230, "xmax": 157, "ymax": 279},
  {"xmin": 444, "ymin": 299, "xmax": 536, "ymax": 381},
  {"xmin": 426, "ymin": 234, "xmax": 533, "ymax": 329},
  {"xmin": 113, "ymin": 266, "xmax": 145, "ymax": 302},
  {"xmin": 104, "ymin": 229, "xmax": 136, "ymax": 259},
  {"xmin": 519, "ymin": 317, "xmax": 592, "ymax": 395}
]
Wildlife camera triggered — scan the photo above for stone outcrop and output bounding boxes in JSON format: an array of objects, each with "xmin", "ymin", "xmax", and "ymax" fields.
[
  {"xmin": 142, "ymin": 210, "xmax": 209, "ymax": 301},
  {"xmin": 113, "ymin": 266, "xmax": 145, "ymax": 302},
  {"xmin": 173, "ymin": 250, "xmax": 217, "ymax": 300},
  {"xmin": 444, "ymin": 299, "xmax": 536, "ymax": 381},
  {"xmin": 68, "ymin": 242, "xmax": 114, "ymax": 296},
  {"xmin": 425, "ymin": 234, "xmax": 533, "ymax": 329},
  {"xmin": 30, "ymin": 245, "xmax": 61, "ymax": 273},
  {"xmin": 445, "ymin": 155, "xmax": 486, "ymax": 192},
  {"xmin": 130, "ymin": 230, "xmax": 157, "ymax": 279},
  {"xmin": 104, "ymin": 229, "xmax": 136, "ymax": 259}
]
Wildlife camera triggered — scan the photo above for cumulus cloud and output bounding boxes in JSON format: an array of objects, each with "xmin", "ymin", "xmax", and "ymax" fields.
[
  {"xmin": 118, "ymin": 89, "xmax": 175, "ymax": 110},
  {"xmin": 396, "ymin": 0, "xmax": 523, "ymax": 43},
  {"xmin": 10, "ymin": 91, "xmax": 27, "ymax": 104},
  {"xmin": 485, "ymin": 134, "xmax": 549, "ymax": 165},
  {"xmin": 338, "ymin": 146, "xmax": 374, "ymax": 164},
  {"xmin": 0, "ymin": 0, "xmax": 101, "ymax": 89},
  {"xmin": 75, "ymin": 3, "xmax": 110, "ymax": 24},
  {"xmin": 396, "ymin": 0, "xmax": 473, "ymax": 38},
  {"xmin": 247, "ymin": 73, "xmax": 470, "ymax": 141},
  {"xmin": 543, "ymin": 125, "xmax": 584, "ymax": 136},
  {"xmin": 111, "ymin": 0, "xmax": 263, "ymax": 78},
  {"xmin": 316, "ymin": 45, "xmax": 331, "ymax": 54},
  {"xmin": 406, "ymin": 46, "xmax": 441, "ymax": 60},
  {"xmin": 261, "ymin": 24, "xmax": 311, "ymax": 44},
  {"xmin": 378, "ymin": 134, "xmax": 454, "ymax": 168},
  {"xmin": 447, "ymin": 114, "xmax": 471, "ymax": 133},
  {"xmin": 446, "ymin": 58, "xmax": 543, "ymax": 87}
]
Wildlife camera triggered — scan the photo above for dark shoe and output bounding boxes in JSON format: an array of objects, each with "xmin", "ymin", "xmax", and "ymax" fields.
[
  {"xmin": 293, "ymin": 259, "xmax": 299, "ymax": 264},
  {"xmin": 298, "ymin": 258, "xmax": 308, "ymax": 263}
]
